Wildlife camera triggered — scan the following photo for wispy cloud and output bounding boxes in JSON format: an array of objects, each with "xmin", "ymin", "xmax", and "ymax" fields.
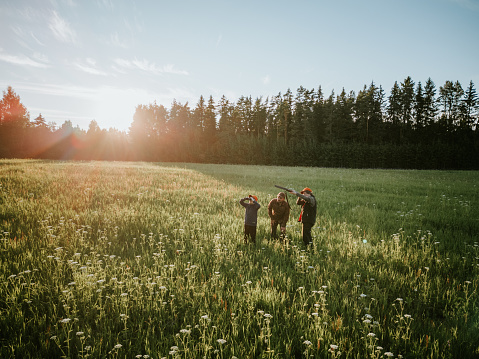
[
  {"xmin": 97, "ymin": 0, "xmax": 115, "ymax": 10},
  {"xmin": 49, "ymin": 11, "xmax": 76, "ymax": 43},
  {"xmin": 0, "ymin": 51, "xmax": 50, "ymax": 68},
  {"xmin": 12, "ymin": 82, "xmax": 97, "ymax": 99},
  {"xmin": 30, "ymin": 32, "xmax": 45, "ymax": 46},
  {"xmin": 112, "ymin": 58, "xmax": 189, "ymax": 75},
  {"xmin": 74, "ymin": 58, "xmax": 108, "ymax": 76},
  {"xmin": 448, "ymin": 0, "xmax": 479, "ymax": 10},
  {"xmin": 261, "ymin": 76, "xmax": 271, "ymax": 85},
  {"xmin": 110, "ymin": 32, "xmax": 128, "ymax": 48}
]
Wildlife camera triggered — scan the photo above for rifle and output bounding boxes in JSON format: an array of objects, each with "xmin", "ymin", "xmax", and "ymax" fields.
[{"xmin": 274, "ymin": 184, "xmax": 296, "ymax": 194}]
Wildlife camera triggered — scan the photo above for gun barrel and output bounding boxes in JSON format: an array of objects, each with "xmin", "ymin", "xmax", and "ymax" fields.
[{"xmin": 274, "ymin": 185, "xmax": 294, "ymax": 193}]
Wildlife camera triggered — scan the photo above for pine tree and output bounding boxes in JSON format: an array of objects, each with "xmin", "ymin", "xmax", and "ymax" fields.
[
  {"xmin": 414, "ymin": 82, "xmax": 426, "ymax": 129},
  {"xmin": 204, "ymin": 95, "xmax": 217, "ymax": 139},
  {"xmin": 400, "ymin": 76, "xmax": 415, "ymax": 141},
  {"xmin": 387, "ymin": 82, "xmax": 402, "ymax": 143},
  {"xmin": 217, "ymin": 95, "xmax": 233, "ymax": 134},
  {"xmin": 311, "ymin": 86, "xmax": 325, "ymax": 143},
  {"xmin": 192, "ymin": 95, "xmax": 206, "ymax": 135},
  {"xmin": 459, "ymin": 81, "xmax": 477, "ymax": 130},
  {"xmin": 423, "ymin": 78, "xmax": 438, "ymax": 127},
  {"xmin": 334, "ymin": 88, "xmax": 355, "ymax": 142},
  {"xmin": 252, "ymin": 97, "xmax": 267, "ymax": 138}
]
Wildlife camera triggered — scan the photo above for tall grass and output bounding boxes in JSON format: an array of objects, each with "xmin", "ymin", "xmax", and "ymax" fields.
[{"xmin": 0, "ymin": 159, "xmax": 478, "ymax": 358}]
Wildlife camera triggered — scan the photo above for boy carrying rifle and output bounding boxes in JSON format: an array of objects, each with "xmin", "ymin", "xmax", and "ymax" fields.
[{"xmin": 275, "ymin": 185, "xmax": 317, "ymax": 247}]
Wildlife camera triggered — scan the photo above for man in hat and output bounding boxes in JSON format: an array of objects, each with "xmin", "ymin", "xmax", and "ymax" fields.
[
  {"xmin": 291, "ymin": 187, "xmax": 317, "ymax": 246},
  {"xmin": 239, "ymin": 195, "xmax": 261, "ymax": 244},
  {"xmin": 267, "ymin": 192, "xmax": 290, "ymax": 241}
]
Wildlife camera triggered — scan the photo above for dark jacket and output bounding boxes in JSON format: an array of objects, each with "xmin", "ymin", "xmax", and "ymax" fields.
[
  {"xmin": 240, "ymin": 197, "xmax": 261, "ymax": 226},
  {"xmin": 268, "ymin": 198, "xmax": 290, "ymax": 226},
  {"xmin": 296, "ymin": 194, "xmax": 316, "ymax": 225}
]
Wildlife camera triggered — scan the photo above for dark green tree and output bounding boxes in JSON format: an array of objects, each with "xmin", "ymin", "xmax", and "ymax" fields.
[
  {"xmin": 192, "ymin": 95, "xmax": 206, "ymax": 135},
  {"xmin": 278, "ymin": 89, "xmax": 293, "ymax": 144},
  {"xmin": 311, "ymin": 86, "xmax": 326, "ymax": 143},
  {"xmin": 322, "ymin": 91, "xmax": 335, "ymax": 143},
  {"xmin": 252, "ymin": 97, "xmax": 267, "ymax": 138},
  {"xmin": 333, "ymin": 88, "xmax": 355, "ymax": 142},
  {"xmin": 168, "ymin": 100, "xmax": 191, "ymax": 134},
  {"xmin": 204, "ymin": 95, "xmax": 217, "ymax": 139},
  {"xmin": 386, "ymin": 81, "xmax": 402, "ymax": 143},
  {"xmin": 354, "ymin": 83, "xmax": 383, "ymax": 143},
  {"xmin": 460, "ymin": 81, "xmax": 478, "ymax": 130},
  {"xmin": 438, "ymin": 80, "xmax": 464, "ymax": 133},
  {"xmin": 414, "ymin": 82, "xmax": 426, "ymax": 129},
  {"xmin": 236, "ymin": 96, "xmax": 253, "ymax": 134},
  {"xmin": 423, "ymin": 78, "xmax": 438, "ymax": 127},
  {"xmin": 291, "ymin": 86, "xmax": 315, "ymax": 142},
  {"xmin": 217, "ymin": 95, "xmax": 233, "ymax": 135},
  {"xmin": 400, "ymin": 76, "xmax": 415, "ymax": 141}
]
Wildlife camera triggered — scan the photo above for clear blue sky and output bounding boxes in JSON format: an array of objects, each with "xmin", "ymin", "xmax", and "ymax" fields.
[{"xmin": 1, "ymin": 0, "xmax": 478, "ymax": 132}]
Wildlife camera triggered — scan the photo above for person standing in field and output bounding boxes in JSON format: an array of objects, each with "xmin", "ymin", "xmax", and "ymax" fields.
[
  {"xmin": 267, "ymin": 192, "xmax": 290, "ymax": 241},
  {"xmin": 291, "ymin": 187, "xmax": 317, "ymax": 246},
  {"xmin": 240, "ymin": 195, "xmax": 261, "ymax": 244}
]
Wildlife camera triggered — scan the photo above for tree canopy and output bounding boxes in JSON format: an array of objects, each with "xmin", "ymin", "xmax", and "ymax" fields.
[{"xmin": 1, "ymin": 77, "xmax": 478, "ymax": 169}]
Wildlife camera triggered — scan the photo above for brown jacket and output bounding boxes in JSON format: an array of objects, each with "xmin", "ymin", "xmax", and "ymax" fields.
[{"xmin": 267, "ymin": 198, "xmax": 290, "ymax": 226}]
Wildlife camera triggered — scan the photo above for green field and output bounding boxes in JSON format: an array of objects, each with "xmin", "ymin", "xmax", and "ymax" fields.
[{"xmin": 1, "ymin": 160, "xmax": 478, "ymax": 358}]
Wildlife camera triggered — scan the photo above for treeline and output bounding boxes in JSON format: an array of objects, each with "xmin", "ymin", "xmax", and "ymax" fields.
[{"xmin": 1, "ymin": 77, "xmax": 478, "ymax": 169}]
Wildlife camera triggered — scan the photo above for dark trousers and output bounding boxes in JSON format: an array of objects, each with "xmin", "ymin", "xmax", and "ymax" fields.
[
  {"xmin": 302, "ymin": 222, "xmax": 313, "ymax": 246},
  {"xmin": 244, "ymin": 224, "xmax": 257, "ymax": 244},
  {"xmin": 270, "ymin": 220, "xmax": 285, "ymax": 240}
]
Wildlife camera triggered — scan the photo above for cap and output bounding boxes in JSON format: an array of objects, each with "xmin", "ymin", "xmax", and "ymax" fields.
[
  {"xmin": 249, "ymin": 195, "xmax": 258, "ymax": 202},
  {"xmin": 301, "ymin": 187, "xmax": 312, "ymax": 194}
]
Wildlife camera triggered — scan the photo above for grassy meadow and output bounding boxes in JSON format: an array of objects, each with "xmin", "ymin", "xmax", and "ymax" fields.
[{"xmin": 0, "ymin": 159, "xmax": 478, "ymax": 358}]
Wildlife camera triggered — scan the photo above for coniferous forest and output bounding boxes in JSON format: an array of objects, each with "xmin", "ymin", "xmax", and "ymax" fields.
[{"xmin": 1, "ymin": 76, "xmax": 478, "ymax": 169}]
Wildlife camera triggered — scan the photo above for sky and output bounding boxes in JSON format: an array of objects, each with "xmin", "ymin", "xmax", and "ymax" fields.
[{"xmin": 1, "ymin": 0, "xmax": 478, "ymax": 132}]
